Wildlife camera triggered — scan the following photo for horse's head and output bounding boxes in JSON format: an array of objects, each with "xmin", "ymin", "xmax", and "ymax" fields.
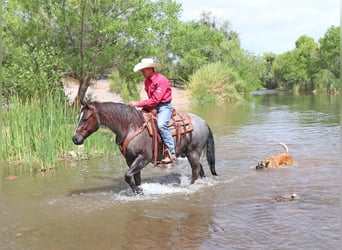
[{"xmin": 72, "ymin": 100, "xmax": 100, "ymax": 145}]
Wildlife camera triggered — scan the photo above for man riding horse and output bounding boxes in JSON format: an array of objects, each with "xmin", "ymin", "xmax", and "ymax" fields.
[
  {"xmin": 129, "ymin": 58, "xmax": 176, "ymax": 164},
  {"xmin": 72, "ymin": 58, "xmax": 217, "ymax": 194}
]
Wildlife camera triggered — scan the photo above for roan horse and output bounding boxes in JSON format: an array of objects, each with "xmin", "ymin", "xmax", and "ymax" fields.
[{"xmin": 72, "ymin": 100, "xmax": 217, "ymax": 194}]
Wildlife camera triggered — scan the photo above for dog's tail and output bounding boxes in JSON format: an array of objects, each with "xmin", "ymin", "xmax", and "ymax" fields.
[{"xmin": 278, "ymin": 142, "xmax": 289, "ymax": 153}]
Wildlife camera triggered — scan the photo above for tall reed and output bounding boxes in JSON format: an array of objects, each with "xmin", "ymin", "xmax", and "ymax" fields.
[{"xmin": 2, "ymin": 92, "xmax": 119, "ymax": 169}]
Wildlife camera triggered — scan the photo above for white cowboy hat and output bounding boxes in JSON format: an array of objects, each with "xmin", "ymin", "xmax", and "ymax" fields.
[{"xmin": 133, "ymin": 58, "xmax": 161, "ymax": 72}]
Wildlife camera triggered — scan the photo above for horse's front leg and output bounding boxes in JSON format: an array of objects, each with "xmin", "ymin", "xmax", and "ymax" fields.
[
  {"xmin": 125, "ymin": 154, "xmax": 146, "ymax": 195},
  {"xmin": 134, "ymin": 172, "xmax": 141, "ymax": 186}
]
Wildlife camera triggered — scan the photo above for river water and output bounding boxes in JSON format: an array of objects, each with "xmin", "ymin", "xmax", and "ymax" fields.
[{"xmin": 2, "ymin": 91, "xmax": 340, "ymax": 249}]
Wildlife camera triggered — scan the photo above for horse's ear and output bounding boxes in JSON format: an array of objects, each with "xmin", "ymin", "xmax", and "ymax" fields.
[{"xmin": 80, "ymin": 99, "xmax": 88, "ymax": 108}]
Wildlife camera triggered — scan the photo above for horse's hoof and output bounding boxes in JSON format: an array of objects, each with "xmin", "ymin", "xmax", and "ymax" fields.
[{"xmin": 134, "ymin": 187, "xmax": 144, "ymax": 195}]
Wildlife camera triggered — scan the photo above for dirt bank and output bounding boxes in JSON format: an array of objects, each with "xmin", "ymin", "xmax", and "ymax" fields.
[{"xmin": 63, "ymin": 77, "xmax": 192, "ymax": 111}]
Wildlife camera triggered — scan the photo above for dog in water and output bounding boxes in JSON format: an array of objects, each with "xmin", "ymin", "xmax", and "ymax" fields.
[{"xmin": 256, "ymin": 142, "xmax": 295, "ymax": 169}]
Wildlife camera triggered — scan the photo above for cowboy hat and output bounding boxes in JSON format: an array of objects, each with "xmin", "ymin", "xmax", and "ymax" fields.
[{"xmin": 133, "ymin": 58, "xmax": 161, "ymax": 72}]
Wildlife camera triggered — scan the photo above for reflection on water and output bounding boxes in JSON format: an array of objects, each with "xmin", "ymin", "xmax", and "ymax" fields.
[{"xmin": 2, "ymin": 93, "xmax": 340, "ymax": 249}]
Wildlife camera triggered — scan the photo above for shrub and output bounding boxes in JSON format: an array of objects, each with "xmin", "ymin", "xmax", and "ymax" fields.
[
  {"xmin": 109, "ymin": 70, "xmax": 140, "ymax": 101},
  {"xmin": 313, "ymin": 69, "xmax": 340, "ymax": 93},
  {"xmin": 188, "ymin": 62, "xmax": 246, "ymax": 103}
]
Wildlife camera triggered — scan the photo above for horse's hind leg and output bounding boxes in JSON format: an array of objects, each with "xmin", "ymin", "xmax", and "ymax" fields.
[
  {"xmin": 187, "ymin": 153, "xmax": 205, "ymax": 184},
  {"xmin": 190, "ymin": 162, "xmax": 205, "ymax": 183},
  {"xmin": 199, "ymin": 162, "xmax": 205, "ymax": 178}
]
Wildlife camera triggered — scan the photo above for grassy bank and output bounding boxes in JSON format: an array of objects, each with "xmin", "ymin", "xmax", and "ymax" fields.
[{"xmin": 2, "ymin": 93, "xmax": 119, "ymax": 170}]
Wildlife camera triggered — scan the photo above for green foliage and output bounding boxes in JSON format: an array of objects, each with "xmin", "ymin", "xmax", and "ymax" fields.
[
  {"xmin": 3, "ymin": 0, "xmax": 68, "ymax": 99},
  {"xmin": 3, "ymin": 0, "xmax": 182, "ymax": 101},
  {"xmin": 274, "ymin": 51, "xmax": 307, "ymax": 90},
  {"xmin": 273, "ymin": 29, "xmax": 340, "ymax": 93},
  {"xmin": 3, "ymin": 43, "xmax": 66, "ymax": 99},
  {"xmin": 109, "ymin": 70, "xmax": 125, "ymax": 94},
  {"xmin": 188, "ymin": 62, "xmax": 246, "ymax": 104},
  {"xmin": 168, "ymin": 13, "xmax": 241, "ymax": 81},
  {"xmin": 167, "ymin": 12, "xmax": 263, "ymax": 94},
  {"xmin": 225, "ymin": 48, "xmax": 264, "ymax": 92},
  {"xmin": 3, "ymin": 92, "xmax": 74, "ymax": 167},
  {"xmin": 108, "ymin": 70, "xmax": 139, "ymax": 101},
  {"xmin": 312, "ymin": 69, "xmax": 339, "ymax": 93},
  {"xmin": 2, "ymin": 93, "xmax": 119, "ymax": 168},
  {"xmin": 318, "ymin": 26, "xmax": 340, "ymax": 79},
  {"xmin": 2, "ymin": 0, "xmax": 339, "ymax": 104},
  {"xmin": 273, "ymin": 35, "xmax": 320, "ymax": 92},
  {"xmin": 261, "ymin": 52, "xmax": 277, "ymax": 89}
]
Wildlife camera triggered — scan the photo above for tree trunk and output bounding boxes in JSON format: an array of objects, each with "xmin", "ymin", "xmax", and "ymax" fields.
[
  {"xmin": 72, "ymin": 0, "xmax": 90, "ymax": 107},
  {"xmin": 73, "ymin": 75, "xmax": 91, "ymax": 106}
]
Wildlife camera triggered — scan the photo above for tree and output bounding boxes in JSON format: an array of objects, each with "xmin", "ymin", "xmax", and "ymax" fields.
[
  {"xmin": 3, "ymin": 0, "xmax": 67, "ymax": 99},
  {"xmin": 273, "ymin": 51, "xmax": 306, "ymax": 90},
  {"xmin": 273, "ymin": 35, "xmax": 319, "ymax": 91},
  {"xmin": 3, "ymin": 0, "xmax": 181, "ymax": 103},
  {"xmin": 273, "ymin": 28, "xmax": 340, "ymax": 93},
  {"xmin": 294, "ymin": 35, "xmax": 319, "ymax": 90},
  {"xmin": 262, "ymin": 52, "xmax": 277, "ymax": 89},
  {"xmin": 318, "ymin": 26, "xmax": 340, "ymax": 79},
  {"xmin": 168, "ymin": 11, "xmax": 241, "ymax": 81},
  {"xmin": 58, "ymin": 0, "xmax": 181, "ymax": 103}
]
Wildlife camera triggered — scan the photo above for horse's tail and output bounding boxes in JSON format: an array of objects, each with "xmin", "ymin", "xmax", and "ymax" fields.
[{"xmin": 206, "ymin": 125, "xmax": 217, "ymax": 176}]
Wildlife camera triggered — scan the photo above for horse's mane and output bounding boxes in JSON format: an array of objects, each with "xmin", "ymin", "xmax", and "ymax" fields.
[{"xmin": 90, "ymin": 101, "xmax": 144, "ymax": 128}]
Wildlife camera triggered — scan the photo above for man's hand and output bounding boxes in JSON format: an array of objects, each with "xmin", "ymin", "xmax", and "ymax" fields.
[{"xmin": 128, "ymin": 101, "xmax": 137, "ymax": 107}]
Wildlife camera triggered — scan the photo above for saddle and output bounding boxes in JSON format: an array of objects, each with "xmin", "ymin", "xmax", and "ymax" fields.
[{"xmin": 141, "ymin": 108, "xmax": 194, "ymax": 166}]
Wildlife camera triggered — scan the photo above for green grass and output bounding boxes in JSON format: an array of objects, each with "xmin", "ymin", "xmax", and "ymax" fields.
[
  {"xmin": 188, "ymin": 62, "xmax": 246, "ymax": 104},
  {"xmin": 2, "ymin": 93, "xmax": 119, "ymax": 169}
]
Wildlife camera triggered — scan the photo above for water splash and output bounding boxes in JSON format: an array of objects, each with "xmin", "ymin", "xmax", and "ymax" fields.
[
  {"xmin": 112, "ymin": 174, "xmax": 216, "ymax": 202},
  {"xmin": 43, "ymin": 173, "xmax": 218, "ymax": 212}
]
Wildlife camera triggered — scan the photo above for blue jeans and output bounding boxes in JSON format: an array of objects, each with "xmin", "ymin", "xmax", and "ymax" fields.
[{"xmin": 156, "ymin": 102, "xmax": 175, "ymax": 156}]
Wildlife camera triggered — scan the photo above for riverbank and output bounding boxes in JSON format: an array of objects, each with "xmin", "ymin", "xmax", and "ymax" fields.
[{"xmin": 63, "ymin": 77, "xmax": 192, "ymax": 111}]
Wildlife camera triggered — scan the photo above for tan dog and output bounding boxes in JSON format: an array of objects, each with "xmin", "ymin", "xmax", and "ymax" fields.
[{"xmin": 256, "ymin": 142, "xmax": 295, "ymax": 169}]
